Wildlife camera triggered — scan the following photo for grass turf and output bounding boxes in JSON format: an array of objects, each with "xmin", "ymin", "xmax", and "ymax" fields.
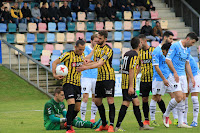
[{"xmin": 0, "ymin": 66, "xmax": 200, "ymax": 133}]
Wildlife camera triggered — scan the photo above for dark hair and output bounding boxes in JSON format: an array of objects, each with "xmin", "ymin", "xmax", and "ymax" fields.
[
  {"xmin": 76, "ymin": 38, "xmax": 85, "ymax": 46},
  {"xmin": 4, "ymin": 7, "xmax": 7, "ymax": 9},
  {"xmin": 54, "ymin": 86, "xmax": 63, "ymax": 95},
  {"xmin": 138, "ymin": 34, "xmax": 146, "ymax": 40},
  {"xmin": 163, "ymin": 31, "xmax": 174, "ymax": 38},
  {"xmin": 91, "ymin": 34, "xmax": 98, "ymax": 41},
  {"xmin": 186, "ymin": 32, "xmax": 199, "ymax": 42},
  {"xmin": 42, "ymin": 2, "xmax": 47, "ymax": 6},
  {"xmin": 161, "ymin": 42, "xmax": 172, "ymax": 51},
  {"xmin": 156, "ymin": 21, "xmax": 160, "ymax": 24},
  {"xmin": 98, "ymin": 30, "xmax": 108, "ymax": 38},
  {"xmin": 131, "ymin": 37, "xmax": 140, "ymax": 49}
]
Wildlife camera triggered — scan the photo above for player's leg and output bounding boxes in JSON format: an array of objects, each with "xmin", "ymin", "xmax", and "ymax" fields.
[
  {"xmin": 90, "ymin": 78, "xmax": 98, "ymax": 122},
  {"xmin": 191, "ymin": 92, "xmax": 199, "ymax": 127},
  {"xmin": 168, "ymin": 92, "xmax": 178, "ymax": 125},
  {"xmin": 184, "ymin": 93, "xmax": 189, "ymax": 124},
  {"xmin": 150, "ymin": 94, "xmax": 160, "ymax": 126}
]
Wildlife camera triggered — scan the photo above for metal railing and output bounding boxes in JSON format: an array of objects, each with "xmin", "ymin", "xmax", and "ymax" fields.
[
  {"xmin": 1, "ymin": 39, "xmax": 54, "ymax": 98},
  {"xmin": 164, "ymin": 0, "xmax": 200, "ymax": 36}
]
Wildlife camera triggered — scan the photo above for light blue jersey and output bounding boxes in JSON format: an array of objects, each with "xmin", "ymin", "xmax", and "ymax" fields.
[
  {"xmin": 166, "ymin": 41, "xmax": 190, "ymax": 76},
  {"xmin": 152, "ymin": 44, "xmax": 170, "ymax": 81},
  {"xmin": 82, "ymin": 45, "xmax": 98, "ymax": 79},
  {"xmin": 189, "ymin": 55, "xmax": 200, "ymax": 76}
]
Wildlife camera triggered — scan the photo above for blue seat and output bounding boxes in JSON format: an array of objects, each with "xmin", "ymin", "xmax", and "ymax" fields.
[
  {"xmin": 147, "ymin": 42, "xmax": 151, "ymax": 46},
  {"xmin": 67, "ymin": 22, "xmax": 76, "ymax": 32},
  {"xmin": 152, "ymin": 20, "xmax": 157, "ymax": 28},
  {"xmin": 87, "ymin": 12, "xmax": 95, "ymax": 21},
  {"xmin": 142, "ymin": 11, "xmax": 150, "ymax": 19},
  {"xmin": 19, "ymin": 23, "xmax": 27, "ymax": 32},
  {"xmin": 86, "ymin": 32, "xmax": 93, "ymax": 42},
  {"xmin": 113, "ymin": 48, "xmax": 121, "ymax": 54},
  {"xmin": 133, "ymin": 31, "xmax": 140, "ymax": 37},
  {"xmin": 8, "ymin": 23, "xmax": 17, "ymax": 32},
  {"xmin": 112, "ymin": 59, "xmax": 120, "ymax": 71},
  {"xmin": 116, "ymin": 11, "xmax": 122, "ymax": 20},
  {"xmin": 52, "ymin": 50, "xmax": 61, "ymax": 56},
  {"xmin": 35, "ymin": 44, "xmax": 43, "ymax": 54},
  {"xmin": 114, "ymin": 21, "xmax": 123, "ymax": 31},
  {"xmin": 47, "ymin": 33, "xmax": 55, "ymax": 43},
  {"xmin": 6, "ymin": 34, "xmax": 15, "ymax": 44},
  {"xmin": 32, "ymin": 50, "xmax": 41, "ymax": 60},
  {"xmin": 48, "ymin": 22, "xmax": 56, "ymax": 32},
  {"xmin": 133, "ymin": 21, "xmax": 141, "ymax": 30},
  {"xmin": 133, "ymin": 11, "xmax": 141, "ymax": 19},
  {"xmin": 27, "ymin": 33, "xmax": 35, "ymax": 43},
  {"xmin": 89, "ymin": 3, "xmax": 95, "ymax": 11},
  {"xmin": 65, "ymin": 44, "xmax": 74, "ymax": 51},
  {"xmin": 107, "ymin": 32, "xmax": 113, "ymax": 41},
  {"xmin": 58, "ymin": 22, "xmax": 66, "ymax": 32},
  {"xmin": 51, "ymin": 55, "xmax": 60, "ymax": 61},
  {"xmin": 86, "ymin": 22, "xmax": 94, "ymax": 31},
  {"xmin": 114, "ymin": 32, "xmax": 122, "ymax": 41},
  {"xmin": 123, "ymin": 42, "xmax": 131, "ymax": 48},
  {"xmin": 71, "ymin": 12, "xmax": 76, "ymax": 21},
  {"xmin": 25, "ymin": 44, "xmax": 34, "ymax": 54},
  {"xmin": 0, "ymin": 23, "xmax": 7, "ymax": 33},
  {"xmin": 37, "ymin": 33, "xmax": 45, "ymax": 43},
  {"xmin": 124, "ymin": 31, "xmax": 131, "ymax": 41}
]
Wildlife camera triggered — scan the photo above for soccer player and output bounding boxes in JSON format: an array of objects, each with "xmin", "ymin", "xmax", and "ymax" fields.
[
  {"xmin": 115, "ymin": 37, "xmax": 154, "ymax": 132},
  {"xmin": 184, "ymin": 55, "xmax": 200, "ymax": 127},
  {"xmin": 81, "ymin": 34, "xmax": 98, "ymax": 123},
  {"xmin": 43, "ymin": 87, "xmax": 102, "ymax": 130},
  {"xmin": 149, "ymin": 31, "xmax": 178, "ymax": 126},
  {"xmin": 52, "ymin": 39, "xmax": 86, "ymax": 133},
  {"xmin": 138, "ymin": 34, "xmax": 155, "ymax": 125},
  {"xmin": 163, "ymin": 32, "xmax": 198, "ymax": 128},
  {"xmin": 77, "ymin": 30, "xmax": 116, "ymax": 132}
]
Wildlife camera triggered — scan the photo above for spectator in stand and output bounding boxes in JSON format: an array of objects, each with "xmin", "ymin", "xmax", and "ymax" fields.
[
  {"xmin": 79, "ymin": 0, "xmax": 89, "ymax": 12},
  {"xmin": 40, "ymin": 2, "xmax": 50, "ymax": 23},
  {"xmin": 59, "ymin": 1, "xmax": 72, "ymax": 23},
  {"xmin": 144, "ymin": 0, "xmax": 155, "ymax": 11},
  {"xmin": 116, "ymin": 0, "xmax": 131, "ymax": 12},
  {"xmin": 11, "ymin": 3, "xmax": 23, "ymax": 26},
  {"xmin": 0, "ymin": 3, "xmax": 4, "ymax": 23},
  {"xmin": 141, "ymin": 20, "xmax": 156, "ymax": 41},
  {"xmin": 21, "ymin": 2, "xmax": 33, "ymax": 24},
  {"xmin": 48, "ymin": 2, "xmax": 59, "ymax": 22},
  {"xmin": 95, "ymin": 3, "xmax": 109, "ymax": 21},
  {"xmin": 128, "ymin": 0, "xmax": 138, "ymax": 11},
  {"xmin": 31, "ymin": 4, "xmax": 42, "ymax": 24},
  {"xmin": 152, "ymin": 21, "xmax": 163, "ymax": 42},
  {"xmin": 105, "ymin": 2, "xmax": 119, "ymax": 21},
  {"xmin": 135, "ymin": 0, "xmax": 146, "ymax": 15},
  {"xmin": 71, "ymin": 0, "xmax": 80, "ymax": 13},
  {"xmin": 1, "ymin": 7, "xmax": 12, "ymax": 24}
]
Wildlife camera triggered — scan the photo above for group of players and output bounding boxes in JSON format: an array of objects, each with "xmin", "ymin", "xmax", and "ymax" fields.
[{"xmin": 43, "ymin": 30, "xmax": 199, "ymax": 133}]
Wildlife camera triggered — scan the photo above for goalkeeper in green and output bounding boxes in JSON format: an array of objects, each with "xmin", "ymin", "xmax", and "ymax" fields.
[{"xmin": 44, "ymin": 87, "xmax": 101, "ymax": 130}]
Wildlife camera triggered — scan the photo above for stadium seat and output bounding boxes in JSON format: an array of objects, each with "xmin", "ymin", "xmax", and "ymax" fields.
[
  {"xmin": 35, "ymin": 44, "xmax": 43, "ymax": 54},
  {"xmin": 122, "ymin": 48, "xmax": 131, "ymax": 57},
  {"xmin": 77, "ymin": 22, "xmax": 86, "ymax": 31},
  {"xmin": 133, "ymin": 21, "xmax": 141, "ymax": 30},
  {"xmin": 133, "ymin": 11, "xmax": 141, "ymax": 19},
  {"xmin": 16, "ymin": 34, "xmax": 25, "ymax": 44},
  {"xmin": 25, "ymin": 45, "xmax": 34, "ymax": 54},
  {"xmin": 56, "ymin": 33, "xmax": 65, "ymax": 43},
  {"xmin": 27, "ymin": 33, "xmax": 35, "ymax": 43},
  {"xmin": 107, "ymin": 32, "xmax": 113, "ymax": 41},
  {"xmin": 141, "ymin": 20, "xmax": 146, "ymax": 27},
  {"xmin": 71, "ymin": 12, "xmax": 77, "ymax": 21},
  {"xmin": 147, "ymin": 41, "xmax": 151, "ymax": 46},
  {"xmin": 86, "ymin": 32, "xmax": 93, "ymax": 42},
  {"xmin": 42, "ymin": 50, "xmax": 51, "ymax": 58},
  {"xmin": 151, "ymin": 41, "xmax": 159, "ymax": 47},
  {"xmin": 124, "ymin": 11, "xmax": 132, "ymax": 20},
  {"xmin": 112, "ymin": 59, "xmax": 120, "ymax": 71},
  {"xmin": 113, "ymin": 48, "xmax": 121, "ymax": 54},
  {"xmin": 50, "ymin": 55, "xmax": 60, "ymax": 69},
  {"xmin": 133, "ymin": 31, "xmax": 140, "ymax": 37},
  {"xmin": 142, "ymin": 11, "xmax": 150, "ymax": 19},
  {"xmin": 78, "ymin": 12, "xmax": 86, "ymax": 21},
  {"xmin": 41, "ymin": 55, "xmax": 50, "ymax": 66},
  {"xmin": 151, "ymin": 11, "xmax": 159, "ymax": 19},
  {"xmin": 114, "ymin": 21, "xmax": 123, "ymax": 31},
  {"xmin": 124, "ymin": 21, "xmax": 132, "ymax": 30},
  {"xmin": 37, "ymin": 33, "xmax": 45, "ymax": 43},
  {"xmin": 48, "ymin": 22, "xmax": 56, "ymax": 32},
  {"xmin": 55, "ymin": 44, "xmax": 64, "ymax": 53},
  {"xmin": 86, "ymin": 22, "xmax": 95, "ymax": 31},
  {"xmin": 67, "ymin": 22, "xmax": 76, "ymax": 32},
  {"xmin": 52, "ymin": 50, "xmax": 61, "ymax": 56},
  {"xmin": 65, "ymin": 44, "xmax": 74, "ymax": 51},
  {"xmin": 14, "ymin": 45, "xmax": 24, "ymax": 55},
  {"xmin": 28, "ymin": 23, "xmax": 37, "ymax": 32},
  {"xmin": 170, "ymin": 30, "xmax": 178, "ymax": 39},
  {"xmin": 161, "ymin": 20, "xmax": 168, "ymax": 29},
  {"xmin": 151, "ymin": 20, "xmax": 157, "ymax": 28},
  {"xmin": 113, "ymin": 42, "xmax": 122, "ymax": 50},
  {"xmin": 114, "ymin": 32, "xmax": 122, "ymax": 41},
  {"xmin": 19, "ymin": 23, "xmax": 27, "ymax": 32},
  {"xmin": 87, "ymin": 12, "xmax": 95, "ymax": 20},
  {"xmin": 38, "ymin": 23, "xmax": 47, "ymax": 32},
  {"xmin": 45, "ymin": 44, "xmax": 54, "ymax": 53},
  {"xmin": 89, "ymin": 3, "xmax": 95, "ymax": 11},
  {"xmin": 32, "ymin": 50, "xmax": 41, "ymax": 60},
  {"xmin": 107, "ymin": 42, "xmax": 113, "ymax": 48},
  {"xmin": 8, "ymin": 23, "xmax": 17, "ymax": 33},
  {"xmin": 31, "ymin": 2, "xmax": 38, "ymax": 8},
  {"xmin": 190, "ymin": 46, "xmax": 197, "ymax": 51},
  {"xmin": 96, "ymin": 22, "xmax": 104, "ymax": 31},
  {"xmin": 105, "ymin": 21, "xmax": 114, "ymax": 31},
  {"xmin": 66, "ymin": 33, "xmax": 75, "ymax": 42},
  {"xmin": 116, "ymin": 11, "xmax": 122, "ymax": 20},
  {"xmin": 76, "ymin": 32, "xmax": 84, "ymax": 40},
  {"xmin": 123, "ymin": 42, "xmax": 131, "ymax": 48},
  {"xmin": 124, "ymin": 31, "xmax": 131, "ymax": 41},
  {"xmin": 58, "ymin": 22, "xmax": 66, "ymax": 32},
  {"xmin": 47, "ymin": 33, "xmax": 55, "ymax": 43},
  {"xmin": 6, "ymin": 34, "xmax": 15, "ymax": 44},
  {"xmin": 0, "ymin": 23, "xmax": 7, "ymax": 33}
]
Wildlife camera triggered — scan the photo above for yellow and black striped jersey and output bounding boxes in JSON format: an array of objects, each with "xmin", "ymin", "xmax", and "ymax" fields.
[
  {"xmin": 121, "ymin": 50, "xmax": 139, "ymax": 89},
  {"xmin": 59, "ymin": 50, "xmax": 84, "ymax": 86},
  {"xmin": 93, "ymin": 44, "xmax": 115, "ymax": 81},
  {"xmin": 139, "ymin": 46, "xmax": 155, "ymax": 82}
]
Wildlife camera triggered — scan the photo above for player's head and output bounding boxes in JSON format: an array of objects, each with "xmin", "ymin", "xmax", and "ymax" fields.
[
  {"xmin": 162, "ymin": 31, "xmax": 174, "ymax": 44},
  {"xmin": 161, "ymin": 42, "xmax": 172, "ymax": 56},
  {"xmin": 138, "ymin": 34, "xmax": 147, "ymax": 48},
  {"xmin": 185, "ymin": 32, "xmax": 198, "ymax": 47},
  {"xmin": 131, "ymin": 37, "xmax": 141, "ymax": 50},
  {"xmin": 75, "ymin": 38, "xmax": 85, "ymax": 55},
  {"xmin": 98, "ymin": 30, "xmax": 108, "ymax": 45},
  {"xmin": 54, "ymin": 87, "xmax": 65, "ymax": 102},
  {"xmin": 145, "ymin": 20, "xmax": 150, "ymax": 26},
  {"xmin": 91, "ymin": 34, "xmax": 98, "ymax": 47}
]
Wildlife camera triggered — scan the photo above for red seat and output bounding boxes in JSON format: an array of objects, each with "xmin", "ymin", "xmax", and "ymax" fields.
[
  {"xmin": 38, "ymin": 23, "xmax": 47, "ymax": 32},
  {"xmin": 41, "ymin": 55, "xmax": 50, "ymax": 66}
]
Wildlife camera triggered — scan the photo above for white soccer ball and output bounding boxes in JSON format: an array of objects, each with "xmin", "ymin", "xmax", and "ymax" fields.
[{"xmin": 56, "ymin": 65, "xmax": 68, "ymax": 76}]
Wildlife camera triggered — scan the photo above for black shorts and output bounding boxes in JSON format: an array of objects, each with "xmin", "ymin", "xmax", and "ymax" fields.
[
  {"xmin": 95, "ymin": 80, "xmax": 115, "ymax": 98},
  {"xmin": 63, "ymin": 83, "xmax": 81, "ymax": 102},
  {"xmin": 139, "ymin": 82, "xmax": 152, "ymax": 97},
  {"xmin": 122, "ymin": 89, "xmax": 138, "ymax": 101}
]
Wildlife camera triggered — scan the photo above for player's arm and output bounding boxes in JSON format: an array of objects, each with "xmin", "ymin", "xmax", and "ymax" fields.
[
  {"xmin": 128, "ymin": 68, "xmax": 135, "ymax": 95},
  {"xmin": 185, "ymin": 61, "xmax": 195, "ymax": 87},
  {"xmin": 83, "ymin": 48, "xmax": 93, "ymax": 64},
  {"xmin": 155, "ymin": 65, "xmax": 169, "ymax": 86},
  {"xmin": 85, "ymin": 49, "xmax": 94, "ymax": 60},
  {"xmin": 77, "ymin": 59, "xmax": 104, "ymax": 72}
]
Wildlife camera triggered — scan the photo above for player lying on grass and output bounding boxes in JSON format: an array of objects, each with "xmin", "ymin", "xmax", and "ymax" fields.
[{"xmin": 43, "ymin": 87, "xmax": 102, "ymax": 130}]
